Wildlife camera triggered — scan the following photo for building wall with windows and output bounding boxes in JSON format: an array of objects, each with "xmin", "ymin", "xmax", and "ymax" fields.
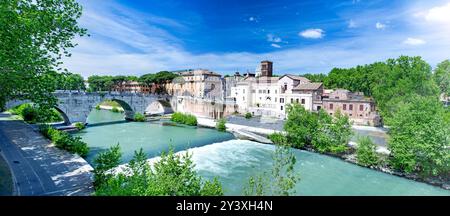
[{"xmin": 322, "ymin": 89, "xmax": 381, "ymax": 126}]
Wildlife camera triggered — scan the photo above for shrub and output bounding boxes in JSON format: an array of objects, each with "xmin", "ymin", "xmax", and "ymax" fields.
[
  {"xmin": 216, "ymin": 118, "xmax": 226, "ymax": 132},
  {"xmin": 39, "ymin": 125, "xmax": 89, "ymax": 158},
  {"xmin": 245, "ymin": 112, "xmax": 252, "ymax": 119},
  {"xmin": 74, "ymin": 122, "xmax": 85, "ymax": 130},
  {"xmin": 21, "ymin": 104, "xmax": 38, "ymax": 123},
  {"xmin": 170, "ymin": 112, "xmax": 197, "ymax": 126},
  {"xmin": 268, "ymin": 133, "xmax": 288, "ymax": 145},
  {"xmin": 95, "ymin": 105, "xmax": 101, "ymax": 110},
  {"xmin": 356, "ymin": 136, "xmax": 380, "ymax": 167},
  {"xmin": 134, "ymin": 113, "xmax": 146, "ymax": 122},
  {"xmin": 9, "ymin": 104, "xmax": 62, "ymax": 123},
  {"xmin": 111, "ymin": 106, "xmax": 119, "ymax": 113},
  {"xmin": 93, "ymin": 144, "xmax": 122, "ymax": 188},
  {"xmin": 95, "ymin": 148, "xmax": 223, "ymax": 196}
]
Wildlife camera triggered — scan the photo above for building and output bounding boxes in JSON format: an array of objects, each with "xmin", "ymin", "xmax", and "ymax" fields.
[
  {"xmin": 112, "ymin": 81, "xmax": 151, "ymax": 93},
  {"xmin": 322, "ymin": 89, "xmax": 381, "ymax": 126},
  {"xmin": 231, "ymin": 61, "xmax": 323, "ymax": 119},
  {"xmin": 165, "ymin": 69, "xmax": 223, "ymax": 100}
]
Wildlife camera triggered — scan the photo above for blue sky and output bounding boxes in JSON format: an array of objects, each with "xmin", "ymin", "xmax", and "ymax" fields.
[{"xmin": 66, "ymin": 0, "xmax": 450, "ymax": 77}]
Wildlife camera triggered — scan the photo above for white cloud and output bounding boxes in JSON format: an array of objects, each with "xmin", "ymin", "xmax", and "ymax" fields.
[
  {"xmin": 375, "ymin": 22, "xmax": 386, "ymax": 29},
  {"xmin": 271, "ymin": 43, "xmax": 281, "ymax": 48},
  {"xmin": 299, "ymin": 29, "xmax": 324, "ymax": 39},
  {"xmin": 348, "ymin": 19, "xmax": 357, "ymax": 28},
  {"xmin": 267, "ymin": 34, "xmax": 282, "ymax": 43},
  {"xmin": 425, "ymin": 2, "xmax": 450, "ymax": 23},
  {"xmin": 403, "ymin": 37, "xmax": 426, "ymax": 46}
]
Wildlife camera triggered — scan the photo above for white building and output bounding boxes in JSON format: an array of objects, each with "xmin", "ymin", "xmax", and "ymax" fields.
[{"xmin": 231, "ymin": 61, "xmax": 323, "ymax": 119}]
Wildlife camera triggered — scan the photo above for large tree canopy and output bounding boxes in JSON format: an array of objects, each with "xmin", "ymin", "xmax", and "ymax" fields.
[
  {"xmin": 434, "ymin": 59, "xmax": 450, "ymax": 97},
  {"xmin": 0, "ymin": 0, "xmax": 86, "ymax": 111}
]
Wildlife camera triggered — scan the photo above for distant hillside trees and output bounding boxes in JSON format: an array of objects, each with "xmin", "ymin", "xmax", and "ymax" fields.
[{"xmin": 86, "ymin": 71, "xmax": 178, "ymax": 92}]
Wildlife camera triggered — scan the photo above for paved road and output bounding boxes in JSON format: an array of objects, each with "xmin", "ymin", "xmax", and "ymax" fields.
[{"xmin": 0, "ymin": 113, "xmax": 94, "ymax": 196}]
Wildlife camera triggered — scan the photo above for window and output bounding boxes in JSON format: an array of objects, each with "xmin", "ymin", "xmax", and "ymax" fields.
[
  {"xmin": 301, "ymin": 99, "xmax": 305, "ymax": 104},
  {"xmin": 281, "ymin": 106, "xmax": 284, "ymax": 111},
  {"xmin": 349, "ymin": 114, "xmax": 352, "ymax": 116},
  {"xmin": 330, "ymin": 104, "xmax": 333, "ymax": 110},
  {"xmin": 349, "ymin": 104, "xmax": 353, "ymax": 110},
  {"xmin": 284, "ymin": 84, "xmax": 287, "ymax": 90},
  {"xmin": 268, "ymin": 90, "xmax": 270, "ymax": 94},
  {"xmin": 291, "ymin": 98, "xmax": 294, "ymax": 103},
  {"xmin": 280, "ymin": 98, "xmax": 284, "ymax": 103},
  {"xmin": 259, "ymin": 90, "xmax": 262, "ymax": 93},
  {"xmin": 296, "ymin": 98, "xmax": 299, "ymax": 103},
  {"xmin": 317, "ymin": 106, "xmax": 321, "ymax": 110},
  {"xmin": 343, "ymin": 104, "xmax": 347, "ymax": 110},
  {"xmin": 275, "ymin": 97, "xmax": 277, "ymax": 102},
  {"xmin": 243, "ymin": 89, "xmax": 245, "ymax": 94},
  {"xmin": 243, "ymin": 96, "xmax": 245, "ymax": 101},
  {"xmin": 263, "ymin": 90, "xmax": 266, "ymax": 94},
  {"xmin": 275, "ymin": 90, "xmax": 277, "ymax": 94},
  {"xmin": 252, "ymin": 90, "xmax": 255, "ymax": 93},
  {"xmin": 359, "ymin": 105, "xmax": 364, "ymax": 111}
]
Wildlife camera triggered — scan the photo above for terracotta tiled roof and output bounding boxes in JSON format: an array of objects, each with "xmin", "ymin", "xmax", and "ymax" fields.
[
  {"xmin": 293, "ymin": 82, "xmax": 323, "ymax": 90},
  {"xmin": 282, "ymin": 74, "xmax": 311, "ymax": 83}
]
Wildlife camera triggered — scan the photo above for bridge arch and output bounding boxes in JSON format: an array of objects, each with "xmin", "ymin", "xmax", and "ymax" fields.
[
  {"xmin": 145, "ymin": 99, "xmax": 174, "ymax": 116},
  {"xmin": 5, "ymin": 100, "xmax": 71, "ymax": 125}
]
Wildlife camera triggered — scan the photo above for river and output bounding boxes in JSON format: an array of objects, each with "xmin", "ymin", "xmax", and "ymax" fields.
[{"xmin": 75, "ymin": 109, "xmax": 450, "ymax": 195}]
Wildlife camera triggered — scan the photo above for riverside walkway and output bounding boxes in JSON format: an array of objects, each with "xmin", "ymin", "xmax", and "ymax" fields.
[{"xmin": 0, "ymin": 113, "xmax": 94, "ymax": 196}]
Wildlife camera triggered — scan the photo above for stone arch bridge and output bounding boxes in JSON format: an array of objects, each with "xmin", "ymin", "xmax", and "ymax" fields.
[{"xmin": 6, "ymin": 91, "xmax": 174, "ymax": 125}]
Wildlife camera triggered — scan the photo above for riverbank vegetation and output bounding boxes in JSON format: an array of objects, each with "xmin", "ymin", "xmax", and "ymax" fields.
[
  {"xmin": 74, "ymin": 122, "xmax": 86, "ymax": 131},
  {"xmin": 133, "ymin": 113, "xmax": 146, "ymax": 122},
  {"xmin": 298, "ymin": 56, "xmax": 449, "ymax": 180},
  {"xmin": 39, "ymin": 125, "xmax": 89, "ymax": 158},
  {"xmin": 93, "ymin": 145, "xmax": 223, "ymax": 196},
  {"xmin": 171, "ymin": 112, "xmax": 197, "ymax": 126},
  {"xmin": 8, "ymin": 104, "xmax": 63, "ymax": 123},
  {"xmin": 356, "ymin": 136, "xmax": 380, "ymax": 167},
  {"xmin": 216, "ymin": 118, "xmax": 226, "ymax": 132},
  {"xmin": 282, "ymin": 104, "xmax": 352, "ymax": 154},
  {"xmin": 245, "ymin": 112, "xmax": 252, "ymax": 119}
]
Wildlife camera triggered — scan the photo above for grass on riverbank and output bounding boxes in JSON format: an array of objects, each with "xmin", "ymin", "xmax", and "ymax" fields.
[{"xmin": 170, "ymin": 112, "xmax": 197, "ymax": 126}]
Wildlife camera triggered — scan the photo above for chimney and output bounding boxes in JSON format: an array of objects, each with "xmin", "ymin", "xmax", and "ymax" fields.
[{"xmin": 261, "ymin": 60, "xmax": 273, "ymax": 77}]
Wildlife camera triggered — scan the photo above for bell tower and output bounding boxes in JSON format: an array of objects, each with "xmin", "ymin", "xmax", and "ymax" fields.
[{"xmin": 260, "ymin": 60, "xmax": 273, "ymax": 77}]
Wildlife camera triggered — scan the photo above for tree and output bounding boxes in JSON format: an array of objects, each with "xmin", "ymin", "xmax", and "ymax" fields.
[
  {"xmin": 356, "ymin": 136, "xmax": 380, "ymax": 167},
  {"xmin": 434, "ymin": 59, "xmax": 450, "ymax": 97},
  {"xmin": 388, "ymin": 96, "xmax": 449, "ymax": 176},
  {"xmin": 284, "ymin": 104, "xmax": 318, "ymax": 148},
  {"xmin": 0, "ymin": 0, "xmax": 87, "ymax": 111},
  {"xmin": 93, "ymin": 144, "xmax": 122, "ymax": 188},
  {"xmin": 216, "ymin": 118, "xmax": 226, "ymax": 132},
  {"xmin": 95, "ymin": 148, "xmax": 224, "ymax": 196},
  {"xmin": 303, "ymin": 73, "xmax": 327, "ymax": 83},
  {"xmin": 371, "ymin": 56, "xmax": 439, "ymax": 123},
  {"xmin": 244, "ymin": 138, "xmax": 299, "ymax": 196},
  {"xmin": 312, "ymin": 109, "xmax": 352, "ymax": 154},
  {"xmin": 55, "ymin": 72, "xmax": 85, "ymax": 91}
]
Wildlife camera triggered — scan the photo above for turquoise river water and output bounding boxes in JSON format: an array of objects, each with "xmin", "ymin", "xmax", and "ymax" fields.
[{"xmin": 75, "ymin": 110, "xmax": 450, "ymax": 196}]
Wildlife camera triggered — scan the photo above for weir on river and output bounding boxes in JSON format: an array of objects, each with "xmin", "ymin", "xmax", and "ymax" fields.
[{"xmin": 75, "ymin": 109, "xmax": 450, "ymax": 196}]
